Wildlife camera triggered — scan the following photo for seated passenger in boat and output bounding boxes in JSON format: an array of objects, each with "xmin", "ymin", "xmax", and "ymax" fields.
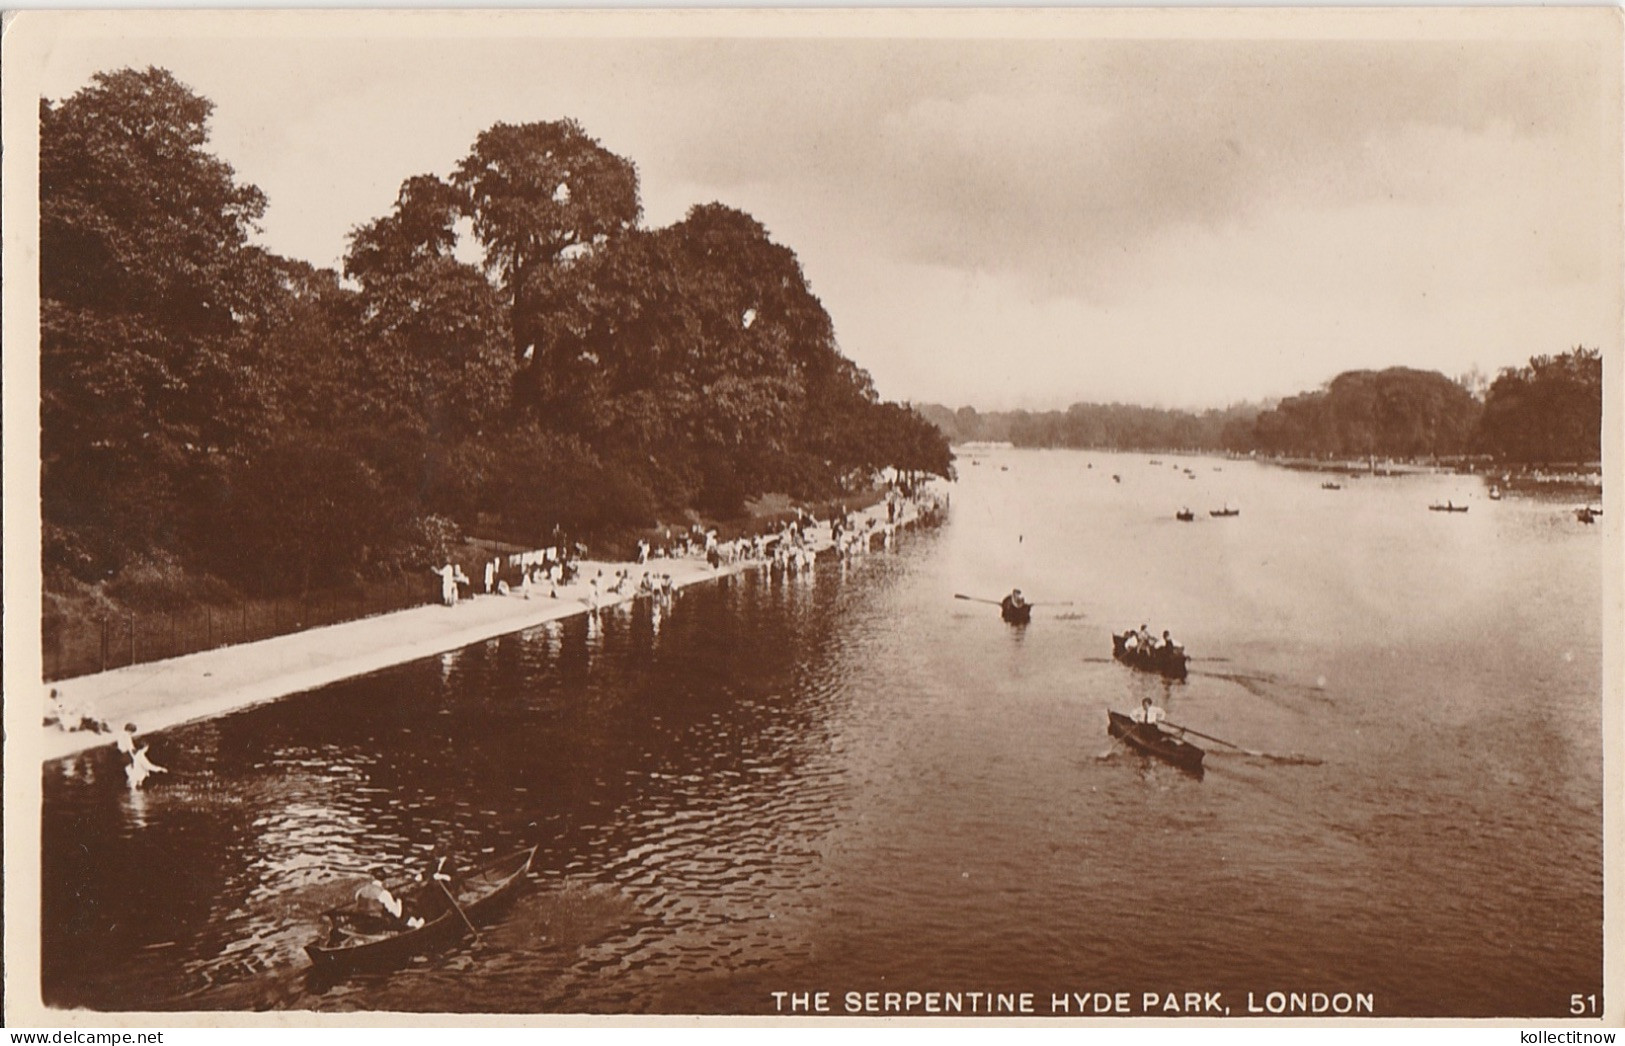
[
  {"xmin": 355, "ymin": 879, "xmax": 425, "ymax": 930},
  {"xmin": 1000, "ymin": 589, "xmax": 1029, "ymax": 614}
]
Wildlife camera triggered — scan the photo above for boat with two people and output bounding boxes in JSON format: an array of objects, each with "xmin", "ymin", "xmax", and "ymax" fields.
[
  {"xmin": 1428, "ymin": 501, "xmax": 1469, "ymax": 513},
  {"xmin": 1175, "ymin": 508, "xmax": 1196, "ymax": 522},
  {"xmin": 1209, "ymin": 504, "xmax": 1239, "ymax": 518},
  {"xmin": 306, "ymin": 845, "xmax": 537, "ymax": 975}
]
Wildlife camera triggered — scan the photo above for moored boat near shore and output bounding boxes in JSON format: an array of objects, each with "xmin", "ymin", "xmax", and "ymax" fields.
[
  {"xmin": 1107, "ymin": 710, "xmax": 1205, "ymax": 777},
  {"xmin": 1111, "ymin": 632, "xmax": 1189, "ymax": 679}
]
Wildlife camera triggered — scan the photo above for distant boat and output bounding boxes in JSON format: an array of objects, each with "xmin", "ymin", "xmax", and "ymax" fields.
[
  {"xmin": 1576, "ymin": 506, "xmax": 1601, "ymax": 524},
  {"xmin": 1176, "ymin": 508, "xmax": 1196, "ymax": 522},
  {"xmin": 1321, "ymin": 482, "xmax": 1342, "ymax": 491},
  {"xmin": 1209, "ymin": 505, "xmax": 1239, "ymax": 518},
  {"xmin": 1112, "ymin": 474, "xmax": 1121, "ymax": 483},
  {"xmin": 1148, "ymin": 459, "xmax": 1163, "ymax": 465},
  {"xmin": 1429, "ymin": 501, "xmax": 1469, "ymax": 513},
  {"xmin": 1488, "ymin": 486, "xmax": 1502, "ymax": 501}
]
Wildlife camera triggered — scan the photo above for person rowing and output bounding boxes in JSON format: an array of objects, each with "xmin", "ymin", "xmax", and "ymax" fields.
[
  {"xmin": 1000, "ymin": 588, "xmax": 1032, "ymax": 624},
  {"xmin": 1131, "ymin": 696, "xmax": 1167, "ymax": 729}
]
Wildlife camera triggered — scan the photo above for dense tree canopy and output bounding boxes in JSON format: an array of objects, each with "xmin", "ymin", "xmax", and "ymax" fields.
[
  {"xmin": 1248, "ymin": 368, "xmax": 1482, "ymax": 459},
  {"xmin": 41, "ymin": 67, "xmax": 278, "ymax": 579},
  {"xmin": 1475, "ymin": 347, "xmax": 1602, "ymax": 464},
  {"xmin": 41, "ymin": 67, "xmax": 950, "ymax": 600}
]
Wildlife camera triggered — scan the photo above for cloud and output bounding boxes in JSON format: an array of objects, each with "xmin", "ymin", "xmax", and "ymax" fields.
[
  {"xmin": 33, "ymin": 21, "xmax": 1619, "ymax": 408},
  {"xmin": 648, "ymin": 38, "xmax": 1611, "ymax": 301}
]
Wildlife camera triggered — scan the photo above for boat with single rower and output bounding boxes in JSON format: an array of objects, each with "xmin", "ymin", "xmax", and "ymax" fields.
[
  {"xmin": 1107, "ymin": 710, "xmax": 1205, "ymax": 776},
  {"xmin": 1001, "ymin": 600, "xmax": 1033, "ymax": 625}
]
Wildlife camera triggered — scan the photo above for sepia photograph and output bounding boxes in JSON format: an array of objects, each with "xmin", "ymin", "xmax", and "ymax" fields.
[{"xmin": 3, "ymin": 6, "xmax": 1619, "ymax": 1025}]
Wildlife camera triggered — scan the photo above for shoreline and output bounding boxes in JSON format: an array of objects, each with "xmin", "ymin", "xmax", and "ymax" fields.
[{"xmin": 41, "ymin": 498, "xmax": 934, "ymax": 766}]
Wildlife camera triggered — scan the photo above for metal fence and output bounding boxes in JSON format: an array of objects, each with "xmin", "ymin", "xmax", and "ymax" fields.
[{"xmin": 43, "ymin": 574, "xmax": 439, "ymax": 682}]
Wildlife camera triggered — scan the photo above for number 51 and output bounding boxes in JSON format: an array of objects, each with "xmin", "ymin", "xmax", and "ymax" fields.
[{"xmin": 1570, "ymin": 993, "xmax": 1599, "ymax": 1015}]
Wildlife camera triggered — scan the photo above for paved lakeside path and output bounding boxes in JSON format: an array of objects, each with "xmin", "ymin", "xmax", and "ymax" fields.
[{"xmin": 40, "ymin": 498, "xmax": 931, "ymax": 765}]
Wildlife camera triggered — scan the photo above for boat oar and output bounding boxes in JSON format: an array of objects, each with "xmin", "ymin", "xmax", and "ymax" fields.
[
  {"xmin": 433, "ymin": 857, "xmax": 480, "ymax": 944},
  {"xmin": 1162, "ymin": 720, "xmax": 1321, "ymax": 765},
  {"xmin": 953, "ymin": 593, "xmax": 1003, "ymax": 606},
  {"xmin": 1160, "ymin": 719, "xmax": 1266, "ymax": 756}
]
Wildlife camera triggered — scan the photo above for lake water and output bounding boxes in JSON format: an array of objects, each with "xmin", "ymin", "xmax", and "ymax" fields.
[{"xmin": 41, "ymin": 449, "xmax": 1605, "ymax": 1017}]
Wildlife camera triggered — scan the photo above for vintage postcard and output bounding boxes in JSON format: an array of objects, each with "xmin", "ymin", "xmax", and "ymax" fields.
[{"xmin": 3, "ymin": 6, "xmax": 1620, "ymax": 1028}]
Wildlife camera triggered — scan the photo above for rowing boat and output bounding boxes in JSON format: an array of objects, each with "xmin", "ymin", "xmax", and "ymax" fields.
[
  {"xmin": 1111, "ymin": 632, "xmax": 1189, "ymax": 679},
  {"xmin": 1001, "ymin": 600, "xmax": 1033, "ymax": 625},
  {"xmin": 306, "ymin": 845, "xmax": 536, "ymax": 974},
  {"xmin": 1107, "ymin": 711, "xmax": 1205, "ymax": 776},
  {"xmin": 1428, "ymin": 502, "xmax": 1468, "ymax": 513}
]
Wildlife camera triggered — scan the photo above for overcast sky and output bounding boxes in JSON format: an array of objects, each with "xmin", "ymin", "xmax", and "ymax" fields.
[{"xmin": 18, "ymin": 9, "xmax": 1623, "ymax": 411}]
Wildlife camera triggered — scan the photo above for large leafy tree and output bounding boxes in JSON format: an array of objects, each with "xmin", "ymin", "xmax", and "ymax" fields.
[
  {"xmin": 1476, "ymin": 347, "xmax": 1603, "ymax": 464},
  {"xmin": 452, "ymin": 120, "xmax": 641, "ymax": 356},
  {"xmin": 1248, "ymin": 368, "xmax": 1481, "ymax": 459},
  {"xmin": 344, "ymin": 174, "xmax": 514, "ymax": 440},
  {"xmin": 41, "ymin": 67, "xmax": 279, "ymax": 578}
]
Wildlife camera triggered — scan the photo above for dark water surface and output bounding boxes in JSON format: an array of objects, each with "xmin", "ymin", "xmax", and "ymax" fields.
[{"xmin": 43, "ymin": 450, "xmax": 1604, "ymax": 1016}]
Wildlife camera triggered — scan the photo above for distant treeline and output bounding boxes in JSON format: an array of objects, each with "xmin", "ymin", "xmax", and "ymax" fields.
[
  {"xmin": 42, "ymin": 67, "xmax": 951, "ymax": 602},
  {"xmin": 922, "ymin": 349, "xmax": 1602, "ymax": 464},
  {"xmin": 916, "ymin": 402, "xmax": 1261, "ymax": 453}
]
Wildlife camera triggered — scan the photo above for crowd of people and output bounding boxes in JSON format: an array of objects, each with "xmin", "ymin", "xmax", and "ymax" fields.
[{"xmin": 426, "ymin": 487, "xmax": 947, "ymax": 615}]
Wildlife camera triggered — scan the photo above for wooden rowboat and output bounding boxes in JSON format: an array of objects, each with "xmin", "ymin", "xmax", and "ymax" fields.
[
  {"xmin": 1428, "ymin": 502, "xmax": 1469, "ymax": 513},
  {"xmin": 1001, "ymin": 600, "xmax": 1033, "ymax": 625},
  {"xmin": 1175, "ymin": 509, "xmax": 1196, "ymax": 522},
  {"xmin": 306, "ymin": 845, "xmax": 536, "ymax": 974},
  {"xmin": 1107, "ymin": 711, "xmax": 1205, "ymax": 777},
  {"xmin": 1112, "ymin": 632, "xmax": 1189, "ymax": 680}
]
